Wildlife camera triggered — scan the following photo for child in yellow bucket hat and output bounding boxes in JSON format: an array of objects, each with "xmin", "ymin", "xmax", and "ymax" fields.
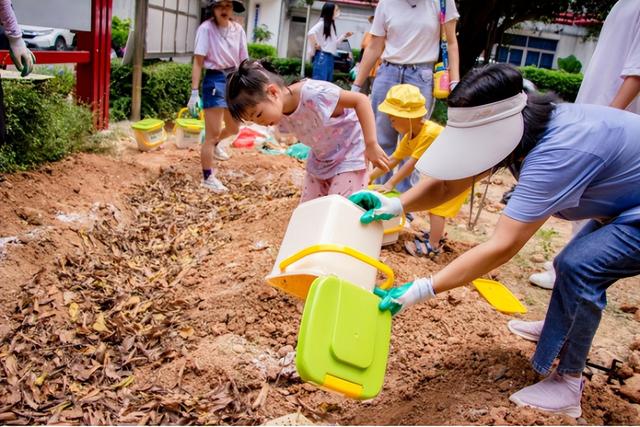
[{"xmin": 370, "ymin": 84, "xmax": 471, "ymax": 257}]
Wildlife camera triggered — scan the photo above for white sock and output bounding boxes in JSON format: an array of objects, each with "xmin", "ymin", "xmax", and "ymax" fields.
[{"xmin": 560, "ymin": 373, "xmax": 583, "ymax": 393}]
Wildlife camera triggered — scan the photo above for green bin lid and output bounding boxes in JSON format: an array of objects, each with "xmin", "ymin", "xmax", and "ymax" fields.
[
  {"xmin": 176, "ymin": 118, "xmax": 205, "ymax": 131},
  {"xmin": 296, "ymin": 276, "xmax": 391, "ymax": 399},
  {"xmin": 131, "ymin": 118, "xmax": 165, "ymax": 131}
]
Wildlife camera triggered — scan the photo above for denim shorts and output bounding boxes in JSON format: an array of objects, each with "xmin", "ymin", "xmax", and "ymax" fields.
[{"xmin": 202, "ymin": 69, "xmax": 229, "ymax": 109}]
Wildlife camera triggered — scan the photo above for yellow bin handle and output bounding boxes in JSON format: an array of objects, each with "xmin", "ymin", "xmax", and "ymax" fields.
[
  {"xmin": 279, "ymin": 244, "xmax": 395, "ymax": 290},
  {"xmin": 177, "ymin": 107, "xmax": 204, "ymax": 120},
  {"xmin": 383, "ymin": 214, "xmax": 406, "ymax": 235}
]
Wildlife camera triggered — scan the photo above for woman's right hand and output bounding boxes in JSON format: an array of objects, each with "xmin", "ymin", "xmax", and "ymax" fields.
[
  {"xmin": 188, "ymin": 89, "xmax": 201, "ymax": 117},
  {"xmin": 348, "ymin": 190, "xmax": 403, "ymax": 224},
  {"xmin": 8, "ymin": 37, "xmax": 35, "ymax": 77}
]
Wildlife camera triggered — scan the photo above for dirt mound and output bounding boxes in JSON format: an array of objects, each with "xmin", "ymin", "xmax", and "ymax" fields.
[{"xmin": 0, "ymin": 145, "xmax": 638, "ymax": 425}]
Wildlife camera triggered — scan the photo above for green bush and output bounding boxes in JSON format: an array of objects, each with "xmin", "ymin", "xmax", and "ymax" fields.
[
  {"xmin": 248, "ymin": 43, "xmax": 277, "ymax": 59},
  {"xmin": 520, "ymin": 66, "xmax": 583, "ymax": 102},
  {"xmin": 252, "ymin": 24, "xmax": 273, "ymax": 43},
  {"xmin": 1, "ymin": 77, "xmax": 94, "ymax": 172},
  {"xmin": 262, "ymin": 57, "xmax": 312, "ymax": 76},
  {"xmin": 110, "ymin": 61, "xmax": 192, "ymax": 121},
  {"xmin": 36, "ymin": 66, "xmax": 76, "ymax": 97},
  {"xmin": 112, "ymin": 16, "xmax": 130, "ymax": 49},
  {"xmin": 431, "ymin": 99, "xmax": 448, "ymax": 126},
  {"xmin": 557, "ymin": 54, "xmax": 582, "ymax": 74}
]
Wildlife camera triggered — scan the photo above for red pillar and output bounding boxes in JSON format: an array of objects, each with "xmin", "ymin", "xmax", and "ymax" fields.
[{"xmin": 76, "ymin": 0, "xmax": 113, "ymax": 130}]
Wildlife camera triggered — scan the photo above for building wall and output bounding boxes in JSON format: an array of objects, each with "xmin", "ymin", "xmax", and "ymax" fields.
[
  {"xmin": 504, "ymin": 21, "xmax": 598, "ymax": 70},
  {"xmin": 112, "ymin": 0, "xmax": 135, "ymax": 21},
  {"xmin": 245, "ymin": 0, "xmax": 285, "ymax": 47}
]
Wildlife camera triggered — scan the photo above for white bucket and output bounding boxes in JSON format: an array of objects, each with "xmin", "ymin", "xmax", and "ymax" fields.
[
  {"xmin": 175, "ymin": 127, "xmax": 202, "ymax": 149},
  {"xmin": 266, "ymin": 195, "xmax": 385, "ymax": 299},
  {"xmin": 382, "ymin": 215, "xmax": 403, "ymax": 246}
]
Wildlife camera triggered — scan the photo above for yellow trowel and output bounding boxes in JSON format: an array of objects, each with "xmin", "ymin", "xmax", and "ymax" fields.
[{"xmin": 472, "ymin": 278, "xmax": 527, "ymax": 314}]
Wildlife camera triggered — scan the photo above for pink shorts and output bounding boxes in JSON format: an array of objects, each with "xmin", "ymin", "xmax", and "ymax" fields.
[{"xmin": 300, "ymin": 169, "xmax": 369, "ymax": 203}]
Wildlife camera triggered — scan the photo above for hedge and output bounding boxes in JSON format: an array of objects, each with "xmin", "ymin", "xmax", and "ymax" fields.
[
  {"xmin": 110, "ymin": 61, "xmax": 192, "ymax": 121},
  {"xmin": 520, "ymin": 66, "xmax": 583, "ymax": 102},
  {"xmin": 248, "ymin": 43, "xmax": 277, "ymax": 59},
  {"xmin": 1, "ymin": 75, "xmax": 94, "ymax": 172}
]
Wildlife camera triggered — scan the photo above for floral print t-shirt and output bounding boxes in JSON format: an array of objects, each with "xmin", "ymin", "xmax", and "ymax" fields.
[{"xmin": 278, "ymin": 79, "xmax": 366, "ymax": 179}]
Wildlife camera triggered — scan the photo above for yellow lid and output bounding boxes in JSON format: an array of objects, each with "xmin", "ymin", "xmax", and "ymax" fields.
[
  {"xmin": 175, "ymin": 118, "xmax": 205, "ymax": 132},
  {"xmin": 131, "ymin": 118, "xmax": 165, "ymax": 131}
]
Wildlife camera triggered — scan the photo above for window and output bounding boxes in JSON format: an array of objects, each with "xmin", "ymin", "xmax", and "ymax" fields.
[
  {"xmin": 525, "ymin": 51, "xmax": 540, "ymax": 67},
  {"xmin": 508, "ymin": 49, "xmax": 523, "ymax": 66},
  {"xmin": 528, "ymin": 37, "xmax": 558, "ymax": 51},
  {"xmin": 495, "ymin": 33, "xmax": 558, "ymax": 69},
  {"xmin": 540, "ymin": 53, "xmax": 554, "ymax": 69}
]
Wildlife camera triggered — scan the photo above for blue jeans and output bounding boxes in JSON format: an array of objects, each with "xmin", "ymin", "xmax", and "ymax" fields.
[
  {"xmin": 312, "ymin": 51, "xmax": 334, "ymax": 82},
  {"xmin": 370, "ymin": 62, "xmax": 434, "ymax": 192},
  {"xmin": 532, "ymin": 217, "xmax": 640, "ymax": 375}
]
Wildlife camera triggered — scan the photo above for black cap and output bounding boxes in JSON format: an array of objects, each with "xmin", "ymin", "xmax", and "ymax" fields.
[{"xmin": 207, "ymin": 0, "xmax": 246, "ymax": 13}]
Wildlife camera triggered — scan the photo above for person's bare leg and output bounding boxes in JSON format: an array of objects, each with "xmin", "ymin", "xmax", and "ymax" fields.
[
  {"xmin": 213, "ymin": 108, "xmax": 240, "ymax": 160},
  {"xmin": 429, "ymin": 213, "xmax": 446, "ymax": 249},
  {"xmin": 202, "ymin": 107, "xmax": 224, "ymax": 170},
  {"xmin": 201, "ymin": 108, "xmax": 228, "ymax": 192}
]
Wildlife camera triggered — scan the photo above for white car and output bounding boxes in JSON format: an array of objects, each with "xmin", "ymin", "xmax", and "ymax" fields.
[{"xmin": 21, "ymin": 26, "xmax": 75, "ymax": 51}]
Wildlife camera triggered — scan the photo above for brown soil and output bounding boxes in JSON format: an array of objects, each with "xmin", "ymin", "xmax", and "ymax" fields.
[{"xmin": 0, "ymin": 138, "xmax": 639, "ymax": 425}]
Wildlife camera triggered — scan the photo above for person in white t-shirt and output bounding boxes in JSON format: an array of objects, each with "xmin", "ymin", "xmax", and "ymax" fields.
[
  {"xmin": 188, "ymin": 0, "xmax": 248, "ymax": 193},
  {"xmin": 351, "ymin": 0, "xmax": 460, "ymax": 192},
  {"xmin": 525, "ymin": 0, "xmax": 640, "ymax": 291},
  {"xmin": 307, "ymin": 2, "xmax": 353, "ymax": 82}
]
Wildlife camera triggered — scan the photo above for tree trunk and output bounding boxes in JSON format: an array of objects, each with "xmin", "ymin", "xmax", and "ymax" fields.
[{"xmin": 456, "ymin": 0, "xmax": 500, "ymax": 77}]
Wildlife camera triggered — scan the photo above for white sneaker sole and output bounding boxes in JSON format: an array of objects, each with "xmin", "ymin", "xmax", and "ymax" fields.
[
  {"xmin": 213, "ymin": 153, "xmax": 230, "ymax": 161},
  {"xmin": 509, "ymin": 394, "xmax": 582, "ymax": 418},
  {"xmin": 213, "ymin": 145, "xmax": 231, "ymax": 161},
  {"xmin": 507, "ymin": 320, "xmax": 540, "ymax": 342},
  {"xmin": 201, "ymin": 182, "xmax": 228, "ymax": 193}
]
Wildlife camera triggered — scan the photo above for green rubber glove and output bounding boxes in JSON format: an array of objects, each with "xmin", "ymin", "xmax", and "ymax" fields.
[
  {"xmin": 348, "ymin": 190, "xmax": 403, "ymax": 224},
  {"xmin": 373, "ymin": 277, "xmax": 436, "ymax": 316}
]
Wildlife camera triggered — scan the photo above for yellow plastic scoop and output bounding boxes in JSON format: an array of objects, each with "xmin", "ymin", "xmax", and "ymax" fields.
[{"xmin": 472, "ymin": 278, "xmax": 527, "ymax": 314}]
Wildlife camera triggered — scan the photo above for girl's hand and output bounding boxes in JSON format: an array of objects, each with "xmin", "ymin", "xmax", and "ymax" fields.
[
  {"xmin": 344, "ymin": 31, "xmax": 353, "ymax": 38},
  {"xmin": 371, "ymin": 183, "xmax": 394, "ymax": 194},
  {"xmin": 365, "ymin": 143, "xmax": 390, "ymax": 172}
]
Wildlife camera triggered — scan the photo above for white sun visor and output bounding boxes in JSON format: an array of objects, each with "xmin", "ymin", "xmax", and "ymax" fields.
[{"xmin": 416, "ymin": 92, "xmax": 528, "ymax": 180}]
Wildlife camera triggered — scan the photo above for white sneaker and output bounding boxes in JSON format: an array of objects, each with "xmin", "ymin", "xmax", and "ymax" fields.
[
  {"xmin": 507, "ymin": 319, "xmax": 544, "ymax": 342},
  {"xmin": 529, "ymin": 268, "xmax": 555, "ymax": 290},
  {"xmin": 213, "ymin": 143, "xmax": 231, "ymax": 161},
  {"xmin": 509, "ymin": 371, "xmax": 584, "ymax": 418},
  {"xmin": 201, "ymin": 174, "xmax": 228, "ymax": 193},
  {"xmin": 543, "ymin": 261, "xmax": 554, "ymax": 271}
]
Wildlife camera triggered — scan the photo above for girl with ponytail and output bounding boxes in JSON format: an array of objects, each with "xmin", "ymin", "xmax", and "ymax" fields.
[{"xmin": 226, "ymin": 59, "xmax": 390, "ymax": 203}]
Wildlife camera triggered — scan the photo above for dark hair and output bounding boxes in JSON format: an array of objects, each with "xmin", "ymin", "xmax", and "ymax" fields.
[
  {"xmin": 226, "ymin": 59, "xmax": 287, "ymax": 122},
  {"xmin": 448, "ymin": 63, "xmax": 558, "ymax": 171},
  {"xmin": 320, "ymin": 3, "xmax": 337, "ymax": 39}
]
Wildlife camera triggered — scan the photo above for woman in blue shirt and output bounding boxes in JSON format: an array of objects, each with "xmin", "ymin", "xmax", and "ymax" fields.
[{"xmin": 349, "ymin": 63, "xmax": 640, "ymax": 418}]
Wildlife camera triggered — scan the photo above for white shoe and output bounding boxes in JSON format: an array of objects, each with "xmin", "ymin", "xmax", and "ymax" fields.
[
  {"xmin": 213, "ymin": 143, "xmax": 231, "ymax": 161},
  {"xmin": 509, "ymin": 371, "xmax": 584, "ymax": 418},
  {"xmin": 201, "ymin": 174, "xmax": 228, "ymax": 193},
  {"xmin": 507, "ymin": 319, "xmax": 544, "ymax": 342},
  {"xmin": 529, "ymin": 269, "xmax": 555, "ymax": 290},
  {"xmin": 543, "ymin": 261, "xmax": 554, "ymax": 271}
]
